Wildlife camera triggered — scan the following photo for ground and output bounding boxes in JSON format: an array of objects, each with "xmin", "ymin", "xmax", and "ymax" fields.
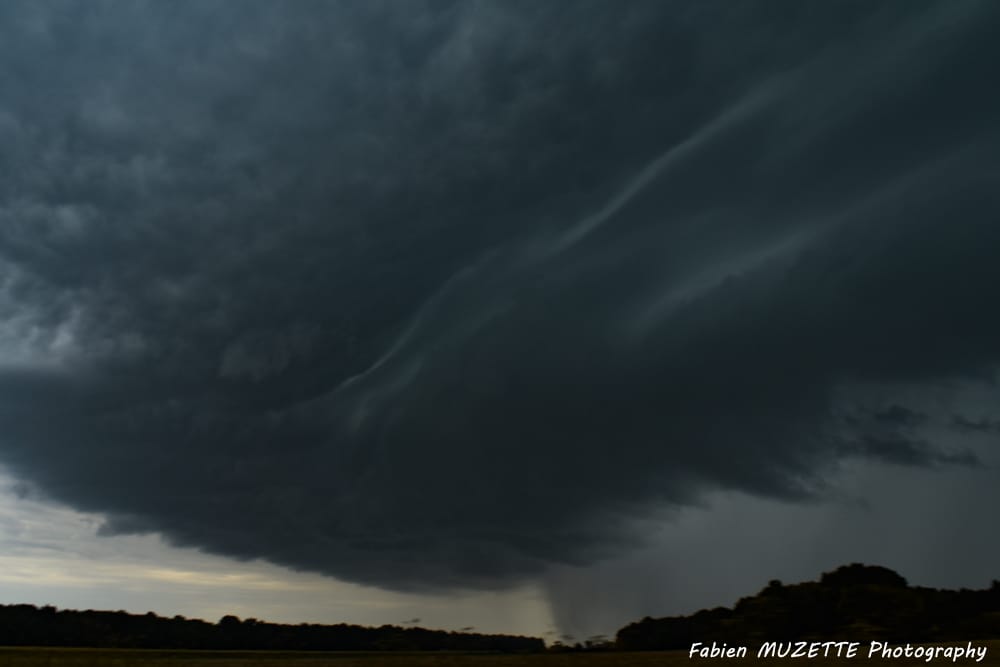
[{"xmin": 1, "ymin": 642, "xmax": 998, "ymax": 667}]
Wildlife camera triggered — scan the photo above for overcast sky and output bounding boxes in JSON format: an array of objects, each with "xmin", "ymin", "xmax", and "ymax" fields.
[{"xmin": 1, "ymin": 0, "xmax": 999, "ymax": 641}]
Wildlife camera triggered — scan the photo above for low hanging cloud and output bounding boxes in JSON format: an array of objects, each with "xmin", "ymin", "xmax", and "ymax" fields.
[{"xmin": 1, "ymin": 0, "xmax": 999, "ymax": 590}]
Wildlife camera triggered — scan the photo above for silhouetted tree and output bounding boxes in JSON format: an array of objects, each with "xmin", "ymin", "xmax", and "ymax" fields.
[
  {"xmin": 0, "ymin": 605, "xmax": 543, "ymax": 652},
  {"xmin": 616, "ymin": 564, "xmax": 1000, "ymax": 650}
]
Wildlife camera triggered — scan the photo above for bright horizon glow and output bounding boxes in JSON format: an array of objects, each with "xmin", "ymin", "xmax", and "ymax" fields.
[{"xmin": 0, "ymin": 468, "xmax": 555, "ymax": 636}]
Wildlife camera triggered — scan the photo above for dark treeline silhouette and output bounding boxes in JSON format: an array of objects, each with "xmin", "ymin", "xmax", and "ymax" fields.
[
  {"xmin": 617, "ymin": 564, "xmax": 1000, "ymax": 650},
  {"xmin": 0, "ymin": 605, "xmax": 543, "ymax": 652}
]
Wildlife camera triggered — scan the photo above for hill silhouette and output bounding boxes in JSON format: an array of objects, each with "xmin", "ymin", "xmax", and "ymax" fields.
[
  {"xmin": 616, "ymin": 563, "xmax": 1000, "ymax": 650},
  {"xmin": 0, "ymin": 605, "xmax": 543, "ymax": 652}
]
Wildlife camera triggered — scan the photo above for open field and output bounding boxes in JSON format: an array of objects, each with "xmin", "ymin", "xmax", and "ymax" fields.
[{"xmin": 2, "ymin": 643, "xmax": 1000, "ymax": 667}]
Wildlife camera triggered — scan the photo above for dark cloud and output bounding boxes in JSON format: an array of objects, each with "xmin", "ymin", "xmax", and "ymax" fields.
[
  {"xmin": 0, "ymin": 0, "xmax": 999, "ymax": 590},
  {"xmin": 952, "ymin": 415, "xmax": 1000, "ymax": 433}
]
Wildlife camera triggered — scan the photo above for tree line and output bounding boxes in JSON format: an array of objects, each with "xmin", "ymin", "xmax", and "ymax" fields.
[
  {"xmin": 0, "ymin": 605, "xmax": 543, "ymax": 652},
  {"xmin": 616, "ymin": 563, "xmax": 1000, "ymax": 650}
]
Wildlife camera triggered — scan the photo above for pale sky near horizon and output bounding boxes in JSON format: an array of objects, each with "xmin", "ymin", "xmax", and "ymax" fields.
[{"xmin": 0, "ymin": 466, "xmax": 557, "ymax": 637}]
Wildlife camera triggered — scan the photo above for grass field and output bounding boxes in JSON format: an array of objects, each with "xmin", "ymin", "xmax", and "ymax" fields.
[{"xmin": 1, "ymin": 642, "xmax": 998, "ymax": 667}]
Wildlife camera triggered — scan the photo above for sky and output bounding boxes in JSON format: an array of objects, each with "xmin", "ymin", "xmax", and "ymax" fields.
[{"xmin": 1, "ymin": 0, "xmax": 1000, "ymax": 642}]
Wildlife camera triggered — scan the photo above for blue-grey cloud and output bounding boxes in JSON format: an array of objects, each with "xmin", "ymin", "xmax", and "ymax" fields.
[{"xmin": 0, "ymin": 0, "xmax": 998, "ymax": 590}]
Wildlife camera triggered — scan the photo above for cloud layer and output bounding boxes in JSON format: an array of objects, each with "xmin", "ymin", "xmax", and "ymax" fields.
[{"xmin": 1, "ymin": 1, "xmax": 999, "ymax": 590}]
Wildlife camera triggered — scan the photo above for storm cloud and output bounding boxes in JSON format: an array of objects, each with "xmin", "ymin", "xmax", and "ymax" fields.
[{"xmin": 1, "ymin": 0, "xmax": 999, "ymax": 590}]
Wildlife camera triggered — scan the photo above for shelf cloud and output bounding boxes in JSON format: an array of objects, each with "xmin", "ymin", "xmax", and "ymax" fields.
[{"xmin": 0, "ymin": 1, "xmax": 998, "ymax": 591}]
